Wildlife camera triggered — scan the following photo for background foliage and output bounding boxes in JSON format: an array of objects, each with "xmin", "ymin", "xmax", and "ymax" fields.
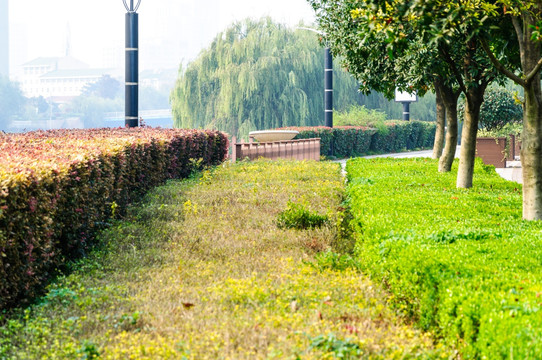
[
  {"xmin": 171, "ymin": 18, "xmax": 437, "ymax": 139},
  {"xmin": 0, "ymin": 76, "xmax": 26, "ymax": 131},
  {"xmin": 334, "ymin": 105, "xmax": 387, "ymax": 126},
  {"xmin": 459, "ymin": 87, "xmax": 523, "ymax": 133}
]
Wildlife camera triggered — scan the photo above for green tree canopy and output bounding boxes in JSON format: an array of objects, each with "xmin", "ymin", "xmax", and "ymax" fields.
[
  {"xmin": 310, "ymin": 0, "xmax": 509, "ymax": 188},
  {"xmin": 344, "ymin": 0, "xmax": 542, "ymax": 219},
  {"xmin": 81, "ymin": 75, "xmax": 122, "ymax": 100},
  {"xmin": 460, "ymin": 87, "xmax": 523, "ymax": 132},
  {"xmin": 170, "ymin": 17, "xmax": 372, "ymax": 138},
  {"xmin": 67, "ymin": 94, "xmax": 122, "ymax": 129},
  {"xmin": 308, "ymin": 0, "xmax": 460, "ymax": 169}
]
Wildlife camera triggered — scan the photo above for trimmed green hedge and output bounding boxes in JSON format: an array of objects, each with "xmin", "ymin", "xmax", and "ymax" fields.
[
  {"xmin": 346, "ymin": 157, "xmax": 542, "ymax": 358},
  {"xmin": 0, "ymin": 128, "xmax": 228, "ymax": 310},
  {"xmin": 370, "ymin": 121, "xmax": 435, "ymax": 153},
  {"xmin": 283, "ymin": 121, "xmax": 435, "ymax": 158}
]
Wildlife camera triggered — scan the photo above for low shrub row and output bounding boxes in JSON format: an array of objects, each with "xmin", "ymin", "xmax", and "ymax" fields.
[
  {"xmin": 283, "ymin": 121, "xmax": 435, "ymax": 158},
  {"xmin": 346, "ymin": 158, "xmax": 542, "ymax": 358},
  {"xmin": 0, "ymin": 128, "xmax": 228, "ymax": 310}
]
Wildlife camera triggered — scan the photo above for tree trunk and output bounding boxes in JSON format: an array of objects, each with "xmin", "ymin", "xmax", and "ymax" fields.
[
  {"xmin": 456, "ymin": 90, "xmax": 484, "ymax": 188},
  {"xmin": 477, "ymin": 6, "xmax": 542, "ymax": 219},
  {"xmin": 432, "ymin": 81, "xmax": 446, "ymax": 159},
  {"xmin": 521, "ymin": 82, "xmax": 542, "ymax": 219},
  {"xmin": 520, "ymin": 16, "xmax": 542, "ymax": 219},
  {"xmin": 438, "ymin": 86, "xmax": 459, "ymax": 172}
]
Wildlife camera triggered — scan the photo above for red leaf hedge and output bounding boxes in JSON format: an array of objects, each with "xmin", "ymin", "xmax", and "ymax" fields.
[{"xmin": 0, "ymin": 128, "xmax": 228, "ymax": 309}]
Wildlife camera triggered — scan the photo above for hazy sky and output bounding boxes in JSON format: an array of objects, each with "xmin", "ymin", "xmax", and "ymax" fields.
[{"xmin": 9, "ymin": 0, "xmax": 316, "ymax": 72}]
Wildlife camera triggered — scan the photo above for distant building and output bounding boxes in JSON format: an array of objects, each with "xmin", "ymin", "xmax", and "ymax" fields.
[
  {"xmin": 0, "ymin": 0, "xmax": 8, "ymax": 77},
  {"xmin": 20, "ymin": 56, "xmax": 117, "ymax": 102}
]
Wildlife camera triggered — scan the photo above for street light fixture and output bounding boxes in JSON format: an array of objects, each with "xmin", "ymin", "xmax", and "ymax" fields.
[
  {"xmin": 394, "ymin": 88, "xmax": 418, "ymax": 121},
  {"xmin": 123, "ymin": 0, "xmax": 141, "ymax": 127},
  {"xmin": 298, "ymin": 27, "xmax": 333, "ymax": 128}
]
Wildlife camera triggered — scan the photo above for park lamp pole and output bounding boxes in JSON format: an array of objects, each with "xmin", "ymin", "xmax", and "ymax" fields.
[
  {"xmin": 394, "ymin": 88, "xmax": 418, "ymax": 121},
  {"xmin": 324, "ymin": 47, "xmax": 333, "ymax": 128},
  {"xmin": 297, "ymin": 27, "xmax": 333, "ymax": 128},
  {"xmin": 123, "ymin": 0, "xmax": 141, "ymax": 128}
]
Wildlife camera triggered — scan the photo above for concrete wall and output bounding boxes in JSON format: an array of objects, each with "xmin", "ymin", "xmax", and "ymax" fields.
[{"xmin": 233, "ymin": 138, "xmax": 321, "ymax": 162}]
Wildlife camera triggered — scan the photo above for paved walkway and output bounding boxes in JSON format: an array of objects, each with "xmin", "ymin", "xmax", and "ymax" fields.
[
  {"xmin": 496, "ymin": 166, "xmax": 523, "ymax": 184},
  {"xmin": 336, "ymin": 148, "xmax": 522, "ymax": 184}
]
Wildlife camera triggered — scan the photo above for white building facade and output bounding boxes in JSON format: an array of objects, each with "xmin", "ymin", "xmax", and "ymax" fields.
[{"xmin": 21, "ymin": 56, "xmax": 116, "ymax": 102}]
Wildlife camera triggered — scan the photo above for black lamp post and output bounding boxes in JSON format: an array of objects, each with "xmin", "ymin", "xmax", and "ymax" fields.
[
  {"xmin": 298, "ymin": 27, "xmax": 333, "ymax": 128},
  {"xmin": 394, "ymin": 88, "xmax": 418, "ymax": 121},
  {"xmin": 123, "ymin": 0, "xmax": 141, "ymax": 128},
  {"xmin": 324, "ymin": 47, "xmax": 333, "ymax": 128}
]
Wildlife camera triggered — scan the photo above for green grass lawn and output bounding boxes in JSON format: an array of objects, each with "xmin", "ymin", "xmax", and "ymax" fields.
[
  {"xmin": 347, "ymin": 157, "xmax": 542, "ymax": 359},
  {"xmin": 0, "ymin": 160, "xmax": 446, "ymax": 359}
]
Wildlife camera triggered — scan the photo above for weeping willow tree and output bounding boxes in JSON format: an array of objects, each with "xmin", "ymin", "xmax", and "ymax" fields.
[{"xmin": 170, "ymin": 18, "xmax": 367, "ymax": 138}]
